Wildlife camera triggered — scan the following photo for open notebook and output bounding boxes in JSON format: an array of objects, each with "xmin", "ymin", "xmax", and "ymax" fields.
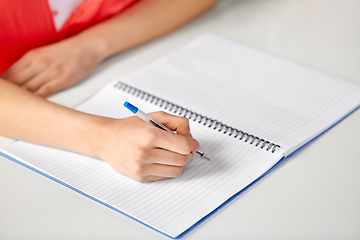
[{"xmin": 1, "ymin": 34, "xmax": 360, "ymax": 239}]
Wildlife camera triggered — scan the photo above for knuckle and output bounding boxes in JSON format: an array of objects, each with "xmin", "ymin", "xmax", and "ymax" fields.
[
  {"xmin": 157, "ymin": 111, "xmax": 167, "ymax": 116},
  {"xmin": 51, "ymin": 63, "xmax": 63, "ymax": 74},
  {"xmin": 153, "ymin": 111, "xmax": 168, "ymax": 119},
  {"xmin": 181, "ymin": 139, "xmax": 193, "ymax": 153},
  {"xmin": 172, "ymin": 167, "xmax": 183, "ymax": 178},
  {"xmin": 61, "ymin": 72, "xmax": 71, "ymax": 81},
  {"xmin": 57, "ymin": 78, "xmax": 68, "ymax": 88},
  {"xmin": 180, "ymin": 116, "xmax": 189, "ymax": 125},
  {"xmin": 35, "ymin": 56, "xmax": 50, "ymax": 67},
  {"xmin": 39, "ymin": 84, "xmax": 56, "ymax": 96},
  {"xmin": 43, "ymin": 84, "xmax": 55, "ymax": 93},
  {"xmin": 61, "ymin": 73, "xmax": 75, "ymax": 88},
  {"xmin": 24, "ymin": 50, "xmax": 36, "ymax": 58},
  {"xmin": 132, "ymin": 163, "xmax": 146, "ymax": 176},
  {"xmin": 137, "ymin": 176, "xmax": 147, "ymax": 182},
  {"xmin": 133, "ymin": 174, "xmax": 147, "ymax": 182},
  {"xmin": 134, "ymin": 149, "xmax": 148, "ymax": 162},
  {"xmin": 177, "ymin": 155, "xmax": 189, "ymax": 166},
  {"xmin": 10, "ymin": 74, "xmax": 21, "ymax": 84},
  {"xmin": 24, "ymin": 83, "xmax": 36, "ymax": 92},
  {"xmin": 141, "ymin": 129, "xmax": 158, "ymax": 146}
]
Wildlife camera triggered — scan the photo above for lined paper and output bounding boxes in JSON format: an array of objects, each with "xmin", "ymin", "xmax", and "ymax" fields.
[
  {"xmin": 2, "ymin": 84, "xmax": 284, "ymax": 237},
  {"xmin": 2, "ymin": 34, "xmax": 360, "ymax": 238},
  {"xmin": 122, "ymin": 34, "xmax": 360, "ymax": 154}
]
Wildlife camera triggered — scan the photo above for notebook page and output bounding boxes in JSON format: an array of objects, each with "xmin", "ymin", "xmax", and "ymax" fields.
[
  {"xmin": 121, "ymin": 34, "xmax": 360, "ymax": 155},
  {"xmin": 1, "ymin": 83, "xmax": 284, "ymax": 238}
]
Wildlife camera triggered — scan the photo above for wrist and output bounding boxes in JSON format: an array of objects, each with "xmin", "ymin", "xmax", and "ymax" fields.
[
  {"xmin": 78, "ymin": 114, "xmax": 113, "ymax": 160},
  {"xmin": 75, "ymin": 30, "xmax": 113, "ymax": 62},
  {"xmin": 62, "ymin": 33, "xmax": 110, "ymax": 71}
]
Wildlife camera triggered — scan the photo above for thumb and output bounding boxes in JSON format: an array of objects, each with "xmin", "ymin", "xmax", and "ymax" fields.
[{"xmin": 188, "ymin": 137, "xmax": 200, "ymax": 152}]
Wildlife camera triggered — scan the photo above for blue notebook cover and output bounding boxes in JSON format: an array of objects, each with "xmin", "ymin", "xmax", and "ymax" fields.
[
  {"xmin": 1, "ymin": 104, "xmax": 359, "ymax": 239},
  {"xmin": 1, "ymin": 33, "xmax": 360, "ymax": 238}
]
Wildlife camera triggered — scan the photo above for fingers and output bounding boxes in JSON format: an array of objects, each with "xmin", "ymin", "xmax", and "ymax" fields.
[
  {"xmin": 6, "ymin": 66, "xmax": 63, "ymax": 97},
  {"xmin": 130, "ymin": 163, "xmax": 186, "ymax": 182},
  {"xmin": 129, "ymin": 153, "xmax": 191, "ymax": 182},
  {"xmin": 127, "ymin": 115, "xmax": 198, "ymax": 182},
  {"xmin": 154, "ymin": 130, "xmax": 199, "ymax": 155},
  {"xmin": 21, "ymin": 69, "xmax": 57, "ymax": 93},
  {"xmin": 103, "ymin": 114, "xmax": 200, "ymax": 182},
  {"xmin": 1, "ymin": 54, "xmax": 32, "ymax": 79},
  {"xmin": 142, "ymin": 175, "xmax": 172, "ymax": 182},
  {"xmin": 7, "ymin": 65, "xmax": 43, "ymax": 86},
  {"xmin": 147, "ymin": 112, "xmax": 200, "ymax": 154},
  {"xmin": 2, "ymin": 41, "xmax": 96, "ymax": 97},
  {"xmin": 144, "ymin": 164, "xmax": 185, "ymax": 178},
  {"xmin": 34, "ymin": 78, "xmax": 67, "ymax": 98},
  {"xmin": 151, "ymin": 148, "xmax": 193, "ymax": 166},
  {"xmin": 3, "ymin": 51, "xmax": 66, "ymax": 96},
  {"xmin": 149, "ymin": 111, "xmax": 192, "ymax": 137},
  {"xmin": 1, "ymin": 51, "xmax": 60, "ymax": 96},
  {"xmin": 115, "ymin": 152, "xmax": 190, "ymax": 182},
  {"xmin": 2, "ymin": 53, "xmax": 43, "ymax": 85}
]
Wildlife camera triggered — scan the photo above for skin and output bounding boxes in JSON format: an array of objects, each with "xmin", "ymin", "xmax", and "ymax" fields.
[
  {"xmin": 0, "ymin": 0, "xmax": 216, "ymax": 182},
  {"xmin": 1, "ymin": 0, "xmax": 217, "ymax": 97}
]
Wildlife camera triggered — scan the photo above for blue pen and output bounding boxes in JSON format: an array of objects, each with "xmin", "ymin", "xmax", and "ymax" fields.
[{"xmin": 124, "ymin": 101, "xmax": 210, "ymax": 160}]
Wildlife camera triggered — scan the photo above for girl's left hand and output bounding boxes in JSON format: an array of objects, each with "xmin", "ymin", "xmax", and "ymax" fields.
[{"xmin": 1, "ymin": 37, "xmax": 104, "ymax": 97}]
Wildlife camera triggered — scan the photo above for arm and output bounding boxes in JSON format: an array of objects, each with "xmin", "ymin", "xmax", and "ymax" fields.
[
  {"xmin": 0, "ymin": 79, "xmax": 199, "ymax": 182},
  {"xmin": 1, "ymin": 0, "xmax": 217, "ymax": 97}
]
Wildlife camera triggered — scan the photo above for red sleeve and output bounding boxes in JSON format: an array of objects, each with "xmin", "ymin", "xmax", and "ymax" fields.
[
  {"xmin": 60, "ymin": 0, "xmax": 138, "ymax": 39},
  {"xmin": 0, "ymin": 0, "xmax": 138, "ymax": 75},
  {"xmin": 0, "ymin": 0, "xmax": 59, "ymax": 74}
]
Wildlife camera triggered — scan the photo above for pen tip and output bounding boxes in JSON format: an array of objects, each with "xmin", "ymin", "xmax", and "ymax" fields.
[
  {"xmin": 196, "ymin": 150, "xmax": 210, "ymax": 161},
  {"xmin": 203, "ymin": 155, "xmax": 211, "ymax": 161}
]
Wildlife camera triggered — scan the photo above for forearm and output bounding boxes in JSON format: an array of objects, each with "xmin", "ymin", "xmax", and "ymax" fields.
[
  {"xmin": 0, "ymin": 80, "xmax": 199, "ymax": 181},
  {"xmin": 0, "ymin": 0, "xmax": 216, "ymax": 98},
  {"xmin": 73, "ymin": 0, "xmax": 217, "ymax": 61},
  {"xmin": 0, "ymin": 80, "xmax": 106, "ymax": 158}
]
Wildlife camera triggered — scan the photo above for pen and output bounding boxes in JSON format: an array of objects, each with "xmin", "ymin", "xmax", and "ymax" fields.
[{"xmin": 124, "ymin": 101, "xmax": 210, "ymax": 161}]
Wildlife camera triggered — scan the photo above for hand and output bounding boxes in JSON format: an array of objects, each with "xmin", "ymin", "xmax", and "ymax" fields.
[
  {"xmin": 1, "ymin": 37, "xmax": 104, "ymax": 97},
  {"xmin": 99, "ymin": 112, "xmax": 200, "ymax": 182}
]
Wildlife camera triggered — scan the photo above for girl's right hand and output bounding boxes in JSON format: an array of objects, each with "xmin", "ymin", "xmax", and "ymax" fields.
[{"xmin": 98, "ymin": 111, "xmax": 200, "ymax": 182}]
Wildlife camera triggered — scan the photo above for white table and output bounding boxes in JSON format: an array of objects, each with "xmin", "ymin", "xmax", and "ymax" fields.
[{"xmin": 1, "ymin": 1, "xmax": 359, "ymax": 239}]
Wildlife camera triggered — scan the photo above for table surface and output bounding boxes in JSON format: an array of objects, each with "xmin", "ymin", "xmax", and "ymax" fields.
[{"xmin": 1, "ymin": 1, "xmax": 359, "ymax": 239}]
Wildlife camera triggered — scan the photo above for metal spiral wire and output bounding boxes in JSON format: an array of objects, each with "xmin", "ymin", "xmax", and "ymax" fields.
[{"xmin": 114, "ymin": 81, "xmax": 280, "ymax": 153}]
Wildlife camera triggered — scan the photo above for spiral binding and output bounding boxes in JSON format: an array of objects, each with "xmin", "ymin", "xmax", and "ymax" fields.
[{"xmin": 114, "ymin": 81, "xmax": 281, "ymax": 153}]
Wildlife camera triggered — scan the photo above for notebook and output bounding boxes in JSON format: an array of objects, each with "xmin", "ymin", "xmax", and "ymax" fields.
[{"xmin": 1, "ymin": 34, "xmax": 360, "ymax": 239}]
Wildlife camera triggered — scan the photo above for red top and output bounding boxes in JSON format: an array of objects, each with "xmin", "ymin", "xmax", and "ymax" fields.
[{"xmin": 0, "ymin": 0, "xmax": 137, "ymax": 74}]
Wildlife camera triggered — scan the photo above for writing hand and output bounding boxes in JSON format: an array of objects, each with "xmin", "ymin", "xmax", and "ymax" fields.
[{"xmin": 99, "ymin": 112, "xmax": 200, "ymax": 182}]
